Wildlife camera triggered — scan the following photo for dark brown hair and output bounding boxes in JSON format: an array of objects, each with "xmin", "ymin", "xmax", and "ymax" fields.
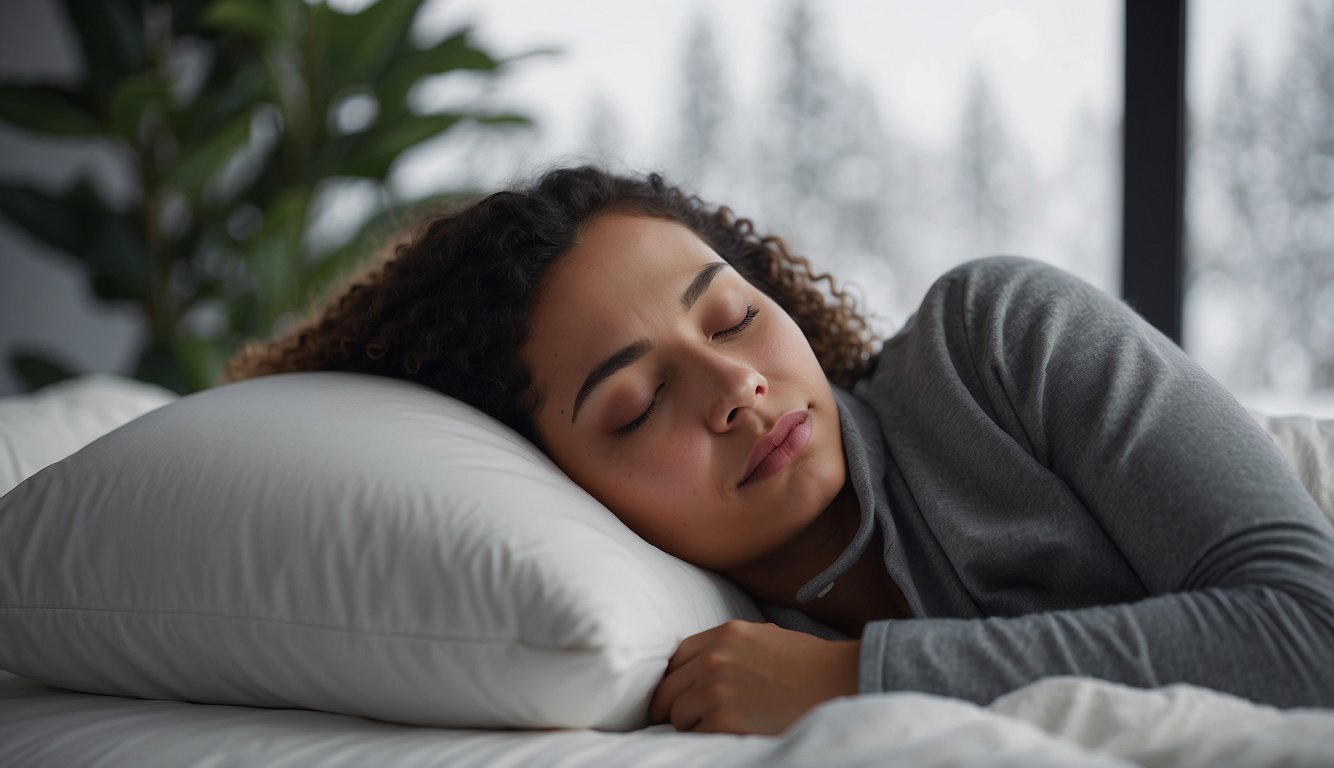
[{"xmin": 225, "ymin": 166, "xmax": 878, "ymax": 442}]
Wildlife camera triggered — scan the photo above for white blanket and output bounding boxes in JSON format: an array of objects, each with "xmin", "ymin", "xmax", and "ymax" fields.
[
  {"xmin": 768, "ymin": 678, "xmax": 1334, "ymax": 768},
  {"xmin": 2, "ymin": 671, "xmax": 1331, "ymax": 767}
]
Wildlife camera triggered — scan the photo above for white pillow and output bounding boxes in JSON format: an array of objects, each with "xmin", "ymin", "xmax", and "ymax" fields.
[
  {"xmin": 0, "ymin": 374, "xmax": 176, "ymax": 495},
  {"xmin": 1249, "ymin": 410, "xmax": 1334, "ymax": 524},
  {"xmin": 0, "ymin": 372, "xmax": 761, "ymax": 730}
]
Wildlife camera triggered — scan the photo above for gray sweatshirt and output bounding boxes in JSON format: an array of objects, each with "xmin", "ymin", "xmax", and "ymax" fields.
[{"xmin": 765, "ymin": 256, "xmax": 1334, "ymax": 708}]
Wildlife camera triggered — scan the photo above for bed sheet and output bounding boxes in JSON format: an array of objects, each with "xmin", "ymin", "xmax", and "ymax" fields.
[{"xmin": 3, "ymin": 670, "xmax": 1332, "ymax": 768}]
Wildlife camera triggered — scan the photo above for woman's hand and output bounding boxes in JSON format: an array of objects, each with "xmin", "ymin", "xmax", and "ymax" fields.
[{"xmin": 648, "ymin": 620, "xmax": 861, "ymax": 735}]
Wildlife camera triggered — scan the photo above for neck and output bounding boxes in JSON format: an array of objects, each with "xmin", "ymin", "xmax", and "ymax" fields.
[
  {"xmin": 723, "ymin": 481, "xmax": 909, "ymax": 637},
  {"xmin": 723, "ymin": 481, "xmax": 862, "ymax": 608}
]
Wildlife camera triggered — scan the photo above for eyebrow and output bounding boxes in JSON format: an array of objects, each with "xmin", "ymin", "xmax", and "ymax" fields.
[
  {"xmin": 680, "ymin": 261, "xmax": 727, "ymax": 310},
  {"xmin": 571, "ymin": 261, "xmax": 728, "ymax": 423}
]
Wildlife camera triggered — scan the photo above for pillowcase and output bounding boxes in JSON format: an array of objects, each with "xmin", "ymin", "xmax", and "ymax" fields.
[
  {"xmin": 0, "ymin": 372, "xmax": 761, "ymax": 730},
  {"xmin": 0, "ymin": 374, "xmax": 176, "ymax": 495},
  {"xmin": 1248, "ymin": 410, "xmax": 1334, "ymax": 524}
]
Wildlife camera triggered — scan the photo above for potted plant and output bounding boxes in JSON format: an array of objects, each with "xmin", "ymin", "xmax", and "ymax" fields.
[{"xmin": 0, "ymin": 0, "xmax": 545, "ymax": 393}]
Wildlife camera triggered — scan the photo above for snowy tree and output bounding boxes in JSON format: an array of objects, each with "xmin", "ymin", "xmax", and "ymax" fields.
[
  {"xmin": 1191, "ymin": 42, "xmax": 1282, "ymax": 390},
  {"xmin": 953, "ymin": 66, "xmax": 1028, "ymax": 258},
  {"xmin": 583, "ymin": 92, "xmax": 626, "ymax": 163},
  {"xmin": 1267, "ymin": 1, "xmax": 1334, "ymax": 388},
  {"xmin": 771, "ymin": 0, "xmax": 837, "ymax": 206},
  {"xmin": 759, "ymin": 0, "xmax": 905, "ymax": 324},
  {"xmin": 1052, "ymin": 104, "xmax": 1117, "ymax": 290},
  {"xmin": 1190, "ymin": 1, "xmax": 1334, "ymax": 392},
  {"xmin": 674, "ymin": 13, "xmax": 729, "ymax": 191}
]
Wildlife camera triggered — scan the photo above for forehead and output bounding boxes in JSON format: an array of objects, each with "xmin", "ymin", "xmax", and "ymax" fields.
[
  {"xmin": 534, "ymin": 212, "xmax": 722, "ymax": 321},
  {"xmin": 522, "ymin": 213, "xmax": 722, "ymax": 399},
  {"xmin": 553, "ymin": 212, "xmax": 713, "ymax": 291}
]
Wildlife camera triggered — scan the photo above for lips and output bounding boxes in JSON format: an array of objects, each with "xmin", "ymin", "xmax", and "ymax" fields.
[{"xmin": 739, "ymin": 409, "xmax": 812, "ymax": 487}]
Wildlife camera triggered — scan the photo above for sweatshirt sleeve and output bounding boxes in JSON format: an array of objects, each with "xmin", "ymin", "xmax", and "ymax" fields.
[{"xmin": 858, "ymin": 256, "xmax": 1334, "ymax": 708}]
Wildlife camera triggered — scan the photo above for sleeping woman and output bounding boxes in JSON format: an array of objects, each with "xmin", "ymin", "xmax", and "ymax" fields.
[{"xmin": 225, "ymin": 165, "xmax": 1334, "ymax": 735}]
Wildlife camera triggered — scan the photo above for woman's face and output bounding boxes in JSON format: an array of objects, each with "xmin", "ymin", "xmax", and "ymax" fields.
[{"xmin": 521, "ymin": 212, "xmax": 847, "ymax": 572}]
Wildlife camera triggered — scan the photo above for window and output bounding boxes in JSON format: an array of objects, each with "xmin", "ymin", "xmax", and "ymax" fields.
[
  {"xmin": 1185, "ymin": 0, "xmax": 1334, "ymax": 414},
  {"xmin": 407, "ymin": 0, "xmax": 1120, "ymax": 337}
]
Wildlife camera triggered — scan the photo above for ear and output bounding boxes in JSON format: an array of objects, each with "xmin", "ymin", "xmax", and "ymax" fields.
[
  {"xmin": 515, "ymin": 383, "xmax": 539, "ymax": 415},
  {"xmin": 513, "ymin": 387, "xmax": 549, "ymax": 452}
]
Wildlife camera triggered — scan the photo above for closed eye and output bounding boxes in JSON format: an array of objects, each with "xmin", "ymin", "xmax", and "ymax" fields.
[
  {"xmin": 712, "ymin": 305, "xmax": 759, "ymax": 340},
  {"xmin": 615, "ymin": 383, "xmax": 664, "ymax": 437},
  {"xmin": 613, "ymin": 305, "xmax": 757, "ymax": 437}
]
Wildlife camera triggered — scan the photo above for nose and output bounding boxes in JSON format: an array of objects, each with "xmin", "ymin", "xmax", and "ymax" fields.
[{"xmin": 702, "ymin": 351, "xmax": 768, "ymax": 433}]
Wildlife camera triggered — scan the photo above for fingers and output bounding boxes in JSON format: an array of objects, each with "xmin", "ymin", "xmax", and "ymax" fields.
[
  {"xmin": 655, "ymin": 664, "xmax": 729, "ymax": 733},
  {"xmin": 663, "ymin": 620, "xmax": 734, "ymax": 674},
  {"xmin": 650, "ymin": 620, "xmax": 753, "ymax": 724},
  {"xmin": 649, "ymin": 622, "xmax": 858, "ymax": 735},
  {"xmin": 648, "ymin": 656, "xmax": 688, "ymax": 723},
  {"xmin": 667, "ymin": 686, "xmax": 707, "ymax": 732}
]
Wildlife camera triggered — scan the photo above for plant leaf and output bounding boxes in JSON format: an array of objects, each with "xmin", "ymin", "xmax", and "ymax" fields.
[
  {"xmin": 469, "ymin": 112, "xmax": 533, "ymax": 128},
  {"xmin": 132, "ymin": 332, "xmax": 228, "ymax": 394},
  {"xmin": 374, "ymin": 28, "xmax": 500, "ymax": 120},
  {"xmin": 202, "ymin": 0, "xmax": 289, "ymax": 44},
  {"xmin": 10, "ymin": 350, "xmax": 79, "ymax": 392},
  {"xmin": 60, "ymin": 0, "xmax": 150, "ymax": 98},
  {"xmin": 133, "ymin": 337, "xmax": 190, "ymax": 394},
  {"xmin": 0, "ymin": 83, "xmax": 104, "ymax": 136},
  {"xmin": 0, "ymin": 179, "xmax": 106, "ymax": 255},
  {"xmin": 107, "ymin": 70, "xmax": 172, "ymax": 141},
  {"xmin": 299, "ymin": 191, "xmax": 464, "ymax": 303},
  {"xmin": 173, "ymin": 333, "xmax": 228, "ymax": 391},
  {"xmin": 171, "ymin": 0, "xmax": 218, "ymax": 37},
  {"xmin": 237, "ymin": 188, "xmax": 307, "ymax": 332},
  {"xmin": 226, "ymin": 291, "xmax": 261, "ymax": 339},
  {"xmin": 414, "ymin": 28, "xmax": 503, "ymax": 73},
  {"xmin": 174, "ymin": 58, "xmax": 269, "ymax": 149},
  {"xmin": 167, "ymin": 107, "xmax": 256, "ymax": 200},
  {"xmin": 332, "ymin": 112, "xmax": 463, "ymax": 179},
  {"xmin": 86, "ymin": 211, "xmax": 150, "ymax": 303},
  {"xmin": 319, "ymin": 0, "xmax": 430, "ymax": 93}
]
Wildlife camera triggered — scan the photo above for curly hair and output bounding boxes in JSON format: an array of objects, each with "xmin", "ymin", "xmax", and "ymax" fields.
[{"xmin": 225, "ymin": 166, "xmax": 880, "ymax": 443}]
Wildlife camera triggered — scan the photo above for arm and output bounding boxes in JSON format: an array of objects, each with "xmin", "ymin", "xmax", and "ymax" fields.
[{"xmin": 860, "ymin": 256, "xmax": 1334, "ymax": 707}]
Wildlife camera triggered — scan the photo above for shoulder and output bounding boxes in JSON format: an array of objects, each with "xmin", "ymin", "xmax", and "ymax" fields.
[
  {"xmin": 888, "ymin": 256, "xmax": 1100, "ymax": 341},
  {"xmin": 929, "ymin": 256, "xmax": 1102, "ymax": 316},
  {"xmin": 938, "ymin": 254, "xmax": 1070, "ymax": 281},
  {"xmin": 862, "ymin": 256, "xmax": 1136, "ymax": 398},
  {"xmin": 915, "ymin": 256, "xmax": 1130, "ymax": 352}
]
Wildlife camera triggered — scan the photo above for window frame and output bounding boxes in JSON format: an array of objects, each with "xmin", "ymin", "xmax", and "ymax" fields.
[{"xmin": 1121, "ymin": 0, "xmax": 1187, "ymax": 343}]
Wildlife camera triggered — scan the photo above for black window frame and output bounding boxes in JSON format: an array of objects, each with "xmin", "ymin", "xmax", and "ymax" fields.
[{"xmin": 1121, "ymin": 0, "xmax": 1187, "ymax": 343}]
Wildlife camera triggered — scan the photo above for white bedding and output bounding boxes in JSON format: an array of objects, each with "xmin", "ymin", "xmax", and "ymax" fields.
[
  {"xmin": 2, "ymin": 669, "xmax": 1332, "ymax": 767},
  {"xmin": 0, "ymin": 374, "xmax": 174, "ymax": 496},
  {"xmin": 2, "ymin": 376, "xmax": 1333, "ymax": 767}
]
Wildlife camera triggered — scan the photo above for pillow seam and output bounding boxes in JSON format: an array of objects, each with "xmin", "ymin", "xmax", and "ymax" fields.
[{"xmin": 0, "ymin": 605, "xmax": 669, "ymax": 654}]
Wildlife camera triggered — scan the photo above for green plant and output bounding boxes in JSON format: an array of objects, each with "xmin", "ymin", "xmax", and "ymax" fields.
[{"xmin": 0, "ymin": 0, "xmax": 546, "ymax": 393}]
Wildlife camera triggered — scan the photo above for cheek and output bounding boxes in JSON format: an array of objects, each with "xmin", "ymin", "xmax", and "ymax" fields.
[
  {"xmin": 759, "ymin": 316, "xmax": 822, "ymax": 380},
  {"xmin": 602, "ymin": 437, "xmax": 712, "ymax": 499},
  {"xmin": 573, "ymin": 438, "xmax": 719, "ymax": 529}
]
